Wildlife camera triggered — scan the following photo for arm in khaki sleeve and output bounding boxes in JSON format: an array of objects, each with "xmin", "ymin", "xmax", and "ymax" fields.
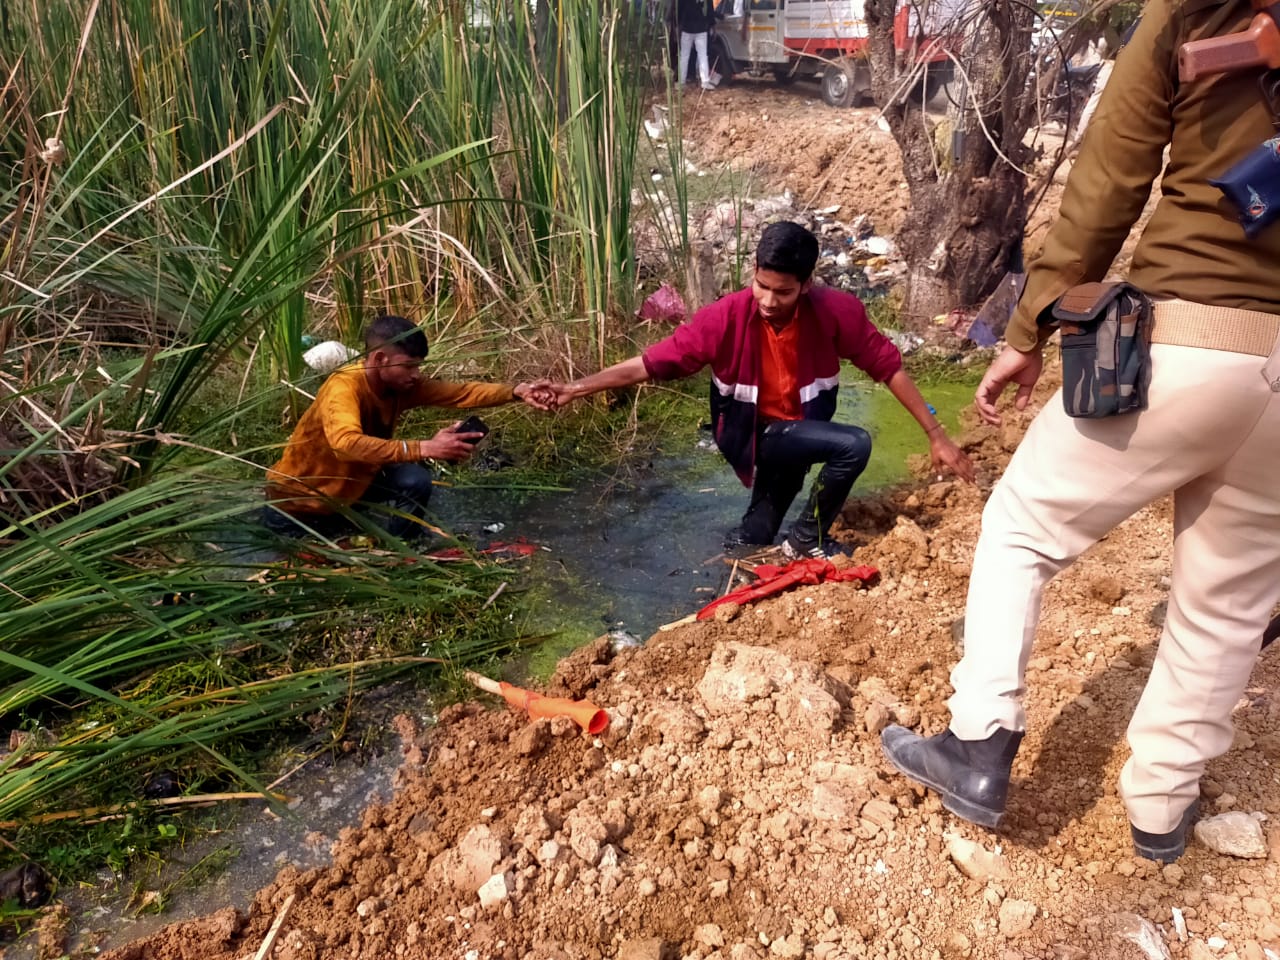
[{"xmin": 1007, "ymin": 0, "xmax": 1178, "ymax": 351}]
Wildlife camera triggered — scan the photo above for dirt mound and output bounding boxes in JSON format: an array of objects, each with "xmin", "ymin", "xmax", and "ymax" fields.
[
  {"xmin": 104, "ymin": 371, "xmax": 1280, "ymax": 960},
  {"xmin": 685, "ymin": 83, "xmax": 909, "ymax": 236},
  {"xmin": 686, "ymin": 83, "xmax": 1158, "ymax": 287}
]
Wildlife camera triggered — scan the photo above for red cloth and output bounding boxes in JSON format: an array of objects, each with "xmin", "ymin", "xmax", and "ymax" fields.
[
  {"xmin": 425, "ymin": 539, "xmax": 539, "ymax": 560},
  {"xmin": 696, "ymin": 558, "xmax": 879, "ymax": 620}
]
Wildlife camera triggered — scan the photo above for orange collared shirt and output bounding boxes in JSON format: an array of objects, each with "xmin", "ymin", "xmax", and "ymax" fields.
[{"xmin": 756, "ymin": 316, "xmax": 802, "ymax": 422}]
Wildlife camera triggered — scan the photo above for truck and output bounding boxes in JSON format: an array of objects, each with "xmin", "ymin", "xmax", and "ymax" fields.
[{"xmin": 706, "ymin": 0, "xmax": 966, "ymax": 108}]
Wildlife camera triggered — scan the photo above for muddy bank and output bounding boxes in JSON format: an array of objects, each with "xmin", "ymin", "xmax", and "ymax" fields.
[{"xmin": 94, "ymin": 368, "xmax": 1280, "ymax": 960}]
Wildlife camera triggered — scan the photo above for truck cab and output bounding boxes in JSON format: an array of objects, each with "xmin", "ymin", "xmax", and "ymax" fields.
[{"xmin": 712, "ymin": 0, "xmax": 961, "ymax": 108}]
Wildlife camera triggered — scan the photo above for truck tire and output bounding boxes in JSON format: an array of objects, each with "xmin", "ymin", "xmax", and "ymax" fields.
[
  {"xmin": 920, "ymin": 62, "xmax": 960, "ymax": 112},
  {"xmin": 821, "ymin": 59, "xmax": 858, "ymax": 108},
  {"xmin": 709, "ymin": 34, "xmax": 736, "ymax": 87}
]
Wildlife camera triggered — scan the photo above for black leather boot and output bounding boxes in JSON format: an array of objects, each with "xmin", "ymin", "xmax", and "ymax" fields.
[
  {"xmin": 880, "ymin": 725, "xmax": 1024, "ymax": 829},
  {"xmin": 1131, "ymin": 802, "xmax": 1198, "ymax": 863},
  {"xmin": 1263, "ymin": 614, "xmax": 1279, "ymax": 650}
]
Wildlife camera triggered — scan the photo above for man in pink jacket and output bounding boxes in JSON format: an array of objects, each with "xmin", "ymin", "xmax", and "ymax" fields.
[{"xmin": 549, "ymin": 222, "xmax": 973, "ymax": 557}]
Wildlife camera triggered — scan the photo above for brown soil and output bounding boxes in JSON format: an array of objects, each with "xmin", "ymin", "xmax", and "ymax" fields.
[
  {"xmin": 92, "ymin": 89, "xmax": 1279, "ymax": 960},
  {"xmin": 683, "ymin": 80, "xmax": 910, "ymax": 235},
  {"xmin": 684, "ymin": 80, "xmax": 1156, "ymax": 277},
  {"xmin": 98, "ymin": 362, "xmax": 1280, "ymax": 960}
]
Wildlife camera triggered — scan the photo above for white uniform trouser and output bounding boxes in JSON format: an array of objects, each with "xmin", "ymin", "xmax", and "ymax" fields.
[
  {"xmin": 679, "ymin": 31, "xmax": 710, "ymax": 86},
  {"xmin": 949, "ymin": 305, "xmax": 1280, "ymax": 834}
]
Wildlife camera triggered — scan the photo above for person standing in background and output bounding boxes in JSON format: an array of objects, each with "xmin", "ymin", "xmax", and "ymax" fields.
[{"xmin": 677, "ymin": 0, "xmax": 718, "ymax": 91}]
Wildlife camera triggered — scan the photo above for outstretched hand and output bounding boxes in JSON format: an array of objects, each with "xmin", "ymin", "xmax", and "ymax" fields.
[
  {"xmin": 521, "ymin": 381, "xmax": 580, "ymax": 411},
  {"xmin": 975, "ymin": 345, "xmax": 1044, "ymax": 426},
  {"xmin": 929, "ymin": 433, "xmax": 976, "ymax": 484},
  {"xmin": 515, "ymin": 380, "xmax": 558, "ymax": 412},
  {"xmin": 421, "ymin": 422, "xmax": 484, "ymax": 463},
  {"xmin": 544, "ymin": 382, "xmax": 580, "ymax": 410}
]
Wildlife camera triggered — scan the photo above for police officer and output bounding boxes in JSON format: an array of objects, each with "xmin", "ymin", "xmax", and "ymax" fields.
[{"xmin": 880, "ymin": 0, "xmax": 1280, "ymax": 863}]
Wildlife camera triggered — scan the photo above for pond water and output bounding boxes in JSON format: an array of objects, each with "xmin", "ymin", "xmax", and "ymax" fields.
[
  {"xmin": 22, "ymin": 369, "xmax": 978, "ymax": 956},
  {"xmin": 447, "ymin": 371, "xmax": 978, "ymax": 673}
]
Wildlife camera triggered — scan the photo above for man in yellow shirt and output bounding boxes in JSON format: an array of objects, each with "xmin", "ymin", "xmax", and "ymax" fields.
[{"xmin": 263, "ymin": 315, "xmax": 551, "ymax": 540}]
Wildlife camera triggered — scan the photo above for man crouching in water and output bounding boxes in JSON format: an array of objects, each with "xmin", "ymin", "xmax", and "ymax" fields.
[
  {"xmin": 263, "ymin": 314, "xmax": 552, "ymax": 540},
  {"xmin": 545, "ymin": 221, "xmax": 974, "ymax": 556}
]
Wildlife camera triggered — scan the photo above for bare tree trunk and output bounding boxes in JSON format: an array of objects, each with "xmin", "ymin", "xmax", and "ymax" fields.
[{"xmin": 865, "ymin": 0, "xmax": 1037, "ymax": 325}]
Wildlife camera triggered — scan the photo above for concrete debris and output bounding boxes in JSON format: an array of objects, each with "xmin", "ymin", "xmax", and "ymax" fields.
[
  {"xmin": 1110, "ymin": 913, "xmax": 1171, "ymax": 960},
  {"xmin": 1194, "ymin": 811, "xmax": 1269, "ymax": 859}
]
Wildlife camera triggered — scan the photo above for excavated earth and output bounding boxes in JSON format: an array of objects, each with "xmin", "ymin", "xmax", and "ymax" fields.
[
  {"xmin": 93, "ymin": 362, "xmax": 1280, "ymax": 960},
  {"xmin": 45, "ymin": 83, "xmax": 1277, "ymax": 960}
]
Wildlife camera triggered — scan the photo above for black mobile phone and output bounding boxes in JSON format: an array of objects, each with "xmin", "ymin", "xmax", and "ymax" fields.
[{"xmin": 455, "ymin": 415, "xmax": 490, "ymax": 444}]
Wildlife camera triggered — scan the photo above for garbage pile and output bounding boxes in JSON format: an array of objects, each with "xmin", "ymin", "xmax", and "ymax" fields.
[
  {"xmin": 633, "ymin": 187, "xmax": 912, "ymax": 322},
  {"xmin": 807, "ymin": 205, "xmax": 906, "ymax": 298}
]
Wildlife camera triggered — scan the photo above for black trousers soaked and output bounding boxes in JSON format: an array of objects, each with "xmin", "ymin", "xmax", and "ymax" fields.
[
  {"xmin": 261, "ymin": 463, "xmax": 435, "ymax": 541},
  {"xmin": 738, "ymin": 419, "xmax": 872, "ymax": 548}
]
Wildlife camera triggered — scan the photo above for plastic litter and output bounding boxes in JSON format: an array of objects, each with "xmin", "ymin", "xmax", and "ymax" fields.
[
  {"xmin": 607, "ymin": 627, "xmax": 643, "ymax": 654},
  {"xmin": 303, "ymin": 340, "xmax": 359, "ymax": 374},
  {"xmin": 636, "ymin": 283, "xmax": 688, "ymax": 325},
  {"xmin": 464, "ymin": 671, "xmax": 609, "ymax": 735}
]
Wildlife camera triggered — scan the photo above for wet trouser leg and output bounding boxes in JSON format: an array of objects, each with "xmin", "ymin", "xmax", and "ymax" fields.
[
  {"xmin": 742, "ymin": 419, "xmax": 871, "ymax": 549},
  {"xmin": 357, "ymin": 462, "xmax": 435, "ymax": 540},
  {"xmin": 259, "ymin": 503, "xmax": 349, "ymax": 540},
  {"xmin": 739, "ymin": 456, "xmax": 808, "ymax": 545},
  {"xmin": 950, "ymin": 337, "xmax": 1280, "ymax": 833}
]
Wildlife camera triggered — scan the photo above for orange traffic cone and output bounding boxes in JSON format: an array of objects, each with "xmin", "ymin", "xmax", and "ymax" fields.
[{"xmin": 465, "ymin": 672, "xmax": 609, "ymax": 735}]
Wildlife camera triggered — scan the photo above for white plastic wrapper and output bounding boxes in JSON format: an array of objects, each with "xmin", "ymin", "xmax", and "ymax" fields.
[{"xmin": 302, "ymin": 341, "xmax": 359, "ymax": 374}]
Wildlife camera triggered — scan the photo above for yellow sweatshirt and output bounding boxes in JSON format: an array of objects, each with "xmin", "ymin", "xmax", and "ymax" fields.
[{"xmin": 265, "ymin": 363, "xmax": 514, "ymax": 514}]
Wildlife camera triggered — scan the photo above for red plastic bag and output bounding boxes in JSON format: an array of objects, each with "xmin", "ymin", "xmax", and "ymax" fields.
[
  {"xmin": 637, "ymin": 283, "xmax": 687, "ymax": 324},
  {"xmin": 697, "ymin": 557, "xmax": 878, "ymax": 620}
]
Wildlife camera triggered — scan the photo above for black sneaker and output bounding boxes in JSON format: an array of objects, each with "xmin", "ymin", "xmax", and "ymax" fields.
[
  {"xmin": 780, "ymin": 536, "xmax": 849, "ymax": 561},
  {"xmin": 724, "ymin": 526, "xmax": 769, "ymax": 549}
]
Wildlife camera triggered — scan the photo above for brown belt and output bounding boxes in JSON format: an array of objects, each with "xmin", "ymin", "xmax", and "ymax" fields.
[{"xmin": 1150, "ymin": 300, "xmax": 1280, "ymax": 358}]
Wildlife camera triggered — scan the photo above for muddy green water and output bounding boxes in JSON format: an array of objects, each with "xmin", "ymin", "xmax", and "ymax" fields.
[
  {"xmin": 445, "ymin": 371, "xmax": 979, "ymax": 677},
  {"xmin": 23, "ymin": 369, "xmax": 978, "ymax": 957}
]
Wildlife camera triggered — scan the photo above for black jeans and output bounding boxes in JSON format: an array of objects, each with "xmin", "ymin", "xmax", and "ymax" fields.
[
  {"xmin": 738, "ymin": 419, "xmax": 872, "ymax": 547},
  {"xmin": 261, "ymin": 462, "xmax": 435, "ymax": 542}
]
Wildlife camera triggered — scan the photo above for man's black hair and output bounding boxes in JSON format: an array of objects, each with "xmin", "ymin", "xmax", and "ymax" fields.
[
  {"xmin": 755, "ymin": 221, "xmax": 820, "ymax": 282},
  {"xmin": 364, "ymin": 314, "xmax": 428, "ymax": 359}
]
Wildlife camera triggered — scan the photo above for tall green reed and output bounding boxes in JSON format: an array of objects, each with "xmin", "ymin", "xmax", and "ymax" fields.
[{"xmin": 0, "ymin": 0, "xmax": 687, "ymax": 848}]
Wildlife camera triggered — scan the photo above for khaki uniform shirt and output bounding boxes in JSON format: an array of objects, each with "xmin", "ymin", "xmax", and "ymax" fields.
[
  {"xmin": 1008, "ymin": 0, "xmax": 1280, "ymax": 352},
  {"xmin": 265, "ymin": 364, "xmax": 514, "ymax": 514}
]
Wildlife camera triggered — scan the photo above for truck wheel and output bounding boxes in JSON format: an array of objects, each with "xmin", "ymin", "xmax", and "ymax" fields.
[
  {"xmin": 821, "ymin": 60, "xmax": 857, "ymax": 109},
  {"xmin": 709, "ymin": 35, "xmax": 736, "ymax": 87},
  {"xmin": 921, "ymin": 63, "xmax": 960, "ymax": 112}
]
